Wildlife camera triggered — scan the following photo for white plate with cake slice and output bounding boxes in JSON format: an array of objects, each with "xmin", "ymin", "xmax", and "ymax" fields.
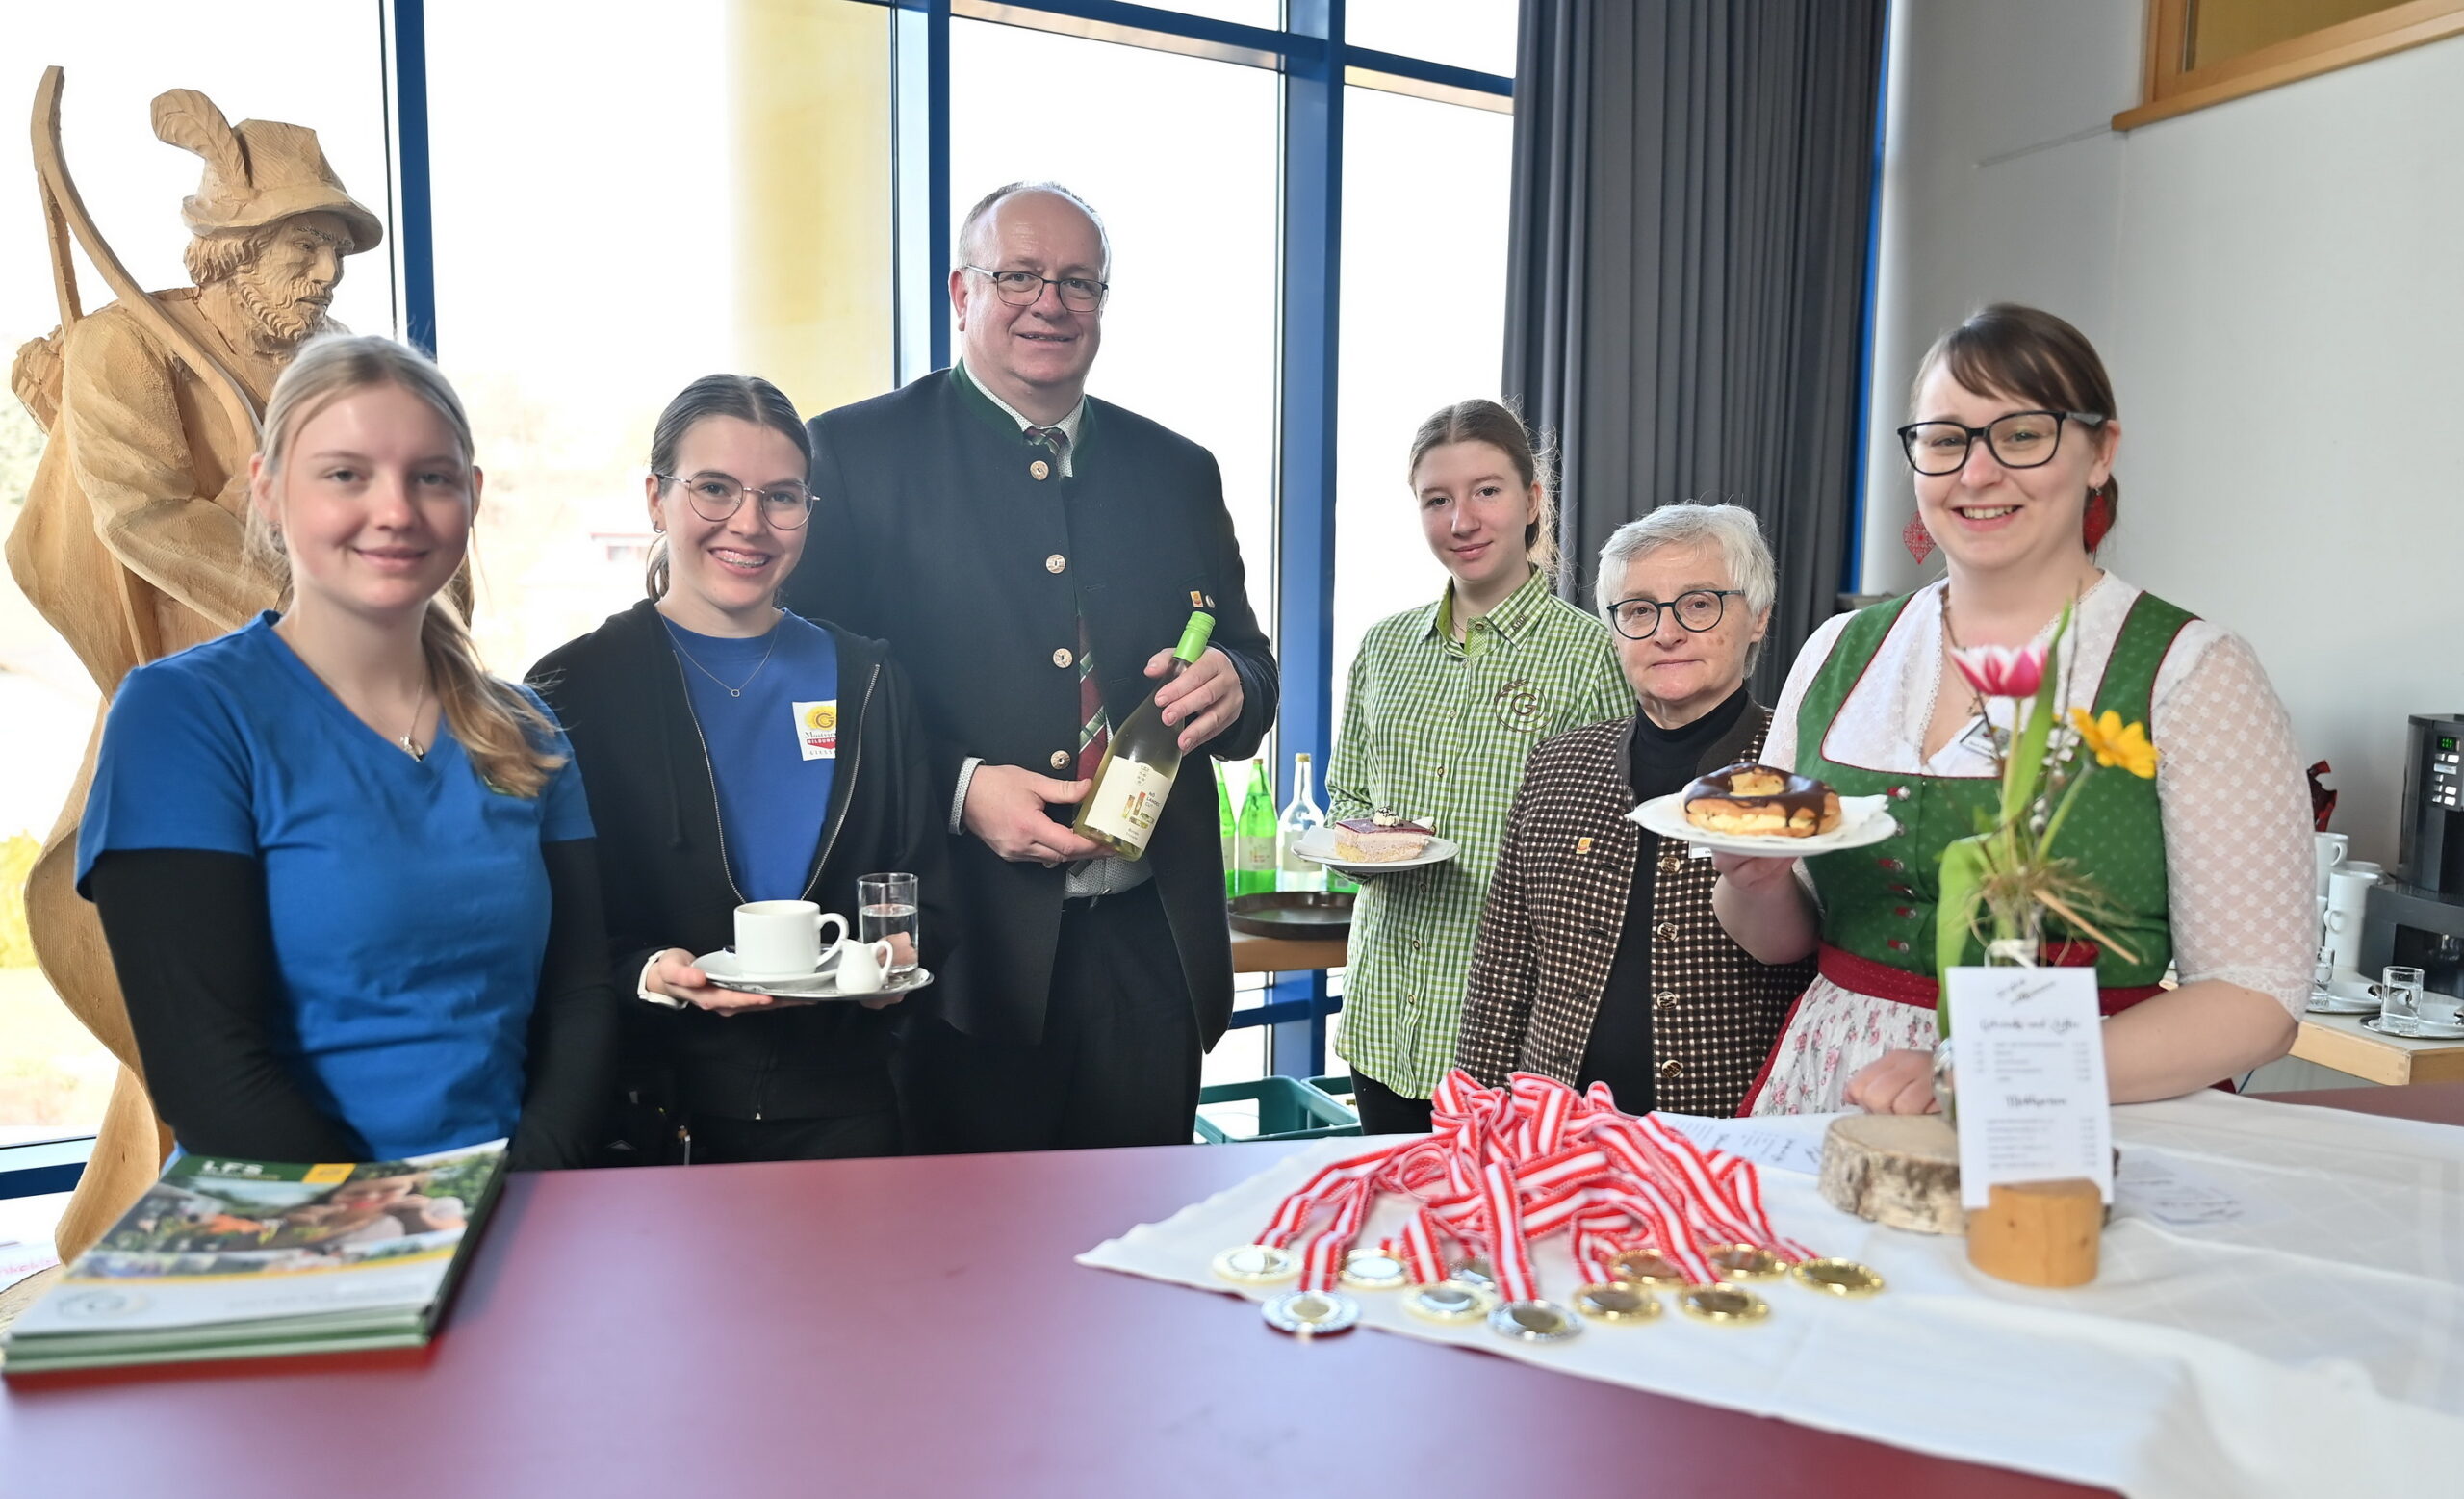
[
  {"xmin": 1629, "ymin": 792, "xmax": 1898, "ymax": 858},
  {"xmin": 1294, "ymin": 826, "xmax": 1460, "ymax": 876}
]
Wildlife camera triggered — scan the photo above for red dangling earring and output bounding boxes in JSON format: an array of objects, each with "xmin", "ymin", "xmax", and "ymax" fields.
[
  {"xmin": 1902, "ymin": 513, "xmax": 1937, "ymax": 564},
  {"xmin": 2082, "ymin": 484, "xmax": 2114, "ymax": 552}
]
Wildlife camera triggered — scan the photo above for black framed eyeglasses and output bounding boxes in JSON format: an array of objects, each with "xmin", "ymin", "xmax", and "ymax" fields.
[
  {"xmin": 1607, "ymin": 589, "xmax": 1745, "ymax": 639},
  {"xmin": 962, "ymin": 263, "xmax": 1109, "ymax": 312},
  {"xmin": 654, "ymin": 472, "xmax": 815, "ymax": 530},
  {"xmin": 1895, "ymin": 410, "xmax": 2105, "ymax": 477}
]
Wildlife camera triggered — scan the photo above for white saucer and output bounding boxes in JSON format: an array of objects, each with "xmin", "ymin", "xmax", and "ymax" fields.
[
  {"xmin": 1629, "ymin": 792, "xmax": 1898, "ymax": 858},
  {"xmin": 1294, "ymin": 826, "xmax": 1460, "ymax": 877},
  {"xmin": 693, "ymin": 949, "xmax": 934, "ymax": 1004},
  {"xmin": 2361, "ymin": 1014, "xmax": 2464, "ymax": 1041}
]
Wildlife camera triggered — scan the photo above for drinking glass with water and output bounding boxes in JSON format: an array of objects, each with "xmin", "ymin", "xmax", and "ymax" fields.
[
  {"xmin": 2379, "ymin": 965, "xmax": 2427, "ymax": 1037},
  {"xmin": 860, "ymin": 872, "xmax": 919, "ymax": 975}
]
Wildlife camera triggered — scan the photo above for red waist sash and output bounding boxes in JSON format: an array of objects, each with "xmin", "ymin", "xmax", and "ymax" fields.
[{"xmin": 1817, "ymin": 943, "xmax": 2167, "ymax": 1018}]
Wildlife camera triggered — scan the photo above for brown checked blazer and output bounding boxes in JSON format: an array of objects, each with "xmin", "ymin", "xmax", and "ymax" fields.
[{"xmin": 1454, "ymin": 704, "xmax": 1814, "ymax": 1117}]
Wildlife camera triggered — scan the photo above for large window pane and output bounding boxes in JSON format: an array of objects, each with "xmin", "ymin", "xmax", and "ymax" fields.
[
  {"xmin": 426, "ymin": 0, "xmax": 892, "ymax": 677},
  {"xmin": 0, "ymin": 4, "xmax": 395, "ymax": 1151},
  {"xmin": 1346, "ymin": 0, "xmax": 1520, "ymax": 74},
  {"xmin": 1330, "ymin": 88, "xmax": 1512, "ymax": 742},
  {"xmin": 948, "ymin": 21, "xmax": 1280, "ymax": 652}
]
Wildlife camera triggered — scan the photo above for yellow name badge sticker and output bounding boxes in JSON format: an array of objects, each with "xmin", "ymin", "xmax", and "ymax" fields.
[{"xmin": 794, "ymin": 700, "xmax": 838, "ymax": 761}]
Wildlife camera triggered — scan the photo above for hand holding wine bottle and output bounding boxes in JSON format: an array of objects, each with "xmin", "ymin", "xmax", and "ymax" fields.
[{"xmin": 1142, "ymin": 633, "xmax": 1245, "ymax": 753}]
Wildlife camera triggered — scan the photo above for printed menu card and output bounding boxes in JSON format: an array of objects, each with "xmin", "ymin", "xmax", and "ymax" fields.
[{"xmin": 1947, "ymin": 966, "xmax": 2114, "ymax": 1209}]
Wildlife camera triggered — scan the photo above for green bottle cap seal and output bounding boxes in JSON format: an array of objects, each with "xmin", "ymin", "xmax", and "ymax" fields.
[{"xmin": 1173, "ymin": 610, "xmax": 1216, "ymax": 663}]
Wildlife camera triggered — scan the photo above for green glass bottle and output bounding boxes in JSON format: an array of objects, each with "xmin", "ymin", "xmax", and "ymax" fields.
[
  {"xmin": 1070, "ymin": 611, "xmax": 1216, "ymax": 860},
  {"xmin": 1235, "ymin": 758, "xmax": 1277, "ymax": 895},
  {"xmin": 1218, "ymin": 760, "xmax": 1238, "ymax": 899}
]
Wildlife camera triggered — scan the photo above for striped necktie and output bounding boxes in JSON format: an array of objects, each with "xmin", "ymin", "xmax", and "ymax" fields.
[{"xmin": 1026, "ymin": 426, "xmax": 1111, "ymax": 782}]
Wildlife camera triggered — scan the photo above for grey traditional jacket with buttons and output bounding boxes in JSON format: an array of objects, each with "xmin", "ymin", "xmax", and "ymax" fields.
[{"xmin": 1453, "ymin": 705, "xmax": 1815, "ymax": 1117}]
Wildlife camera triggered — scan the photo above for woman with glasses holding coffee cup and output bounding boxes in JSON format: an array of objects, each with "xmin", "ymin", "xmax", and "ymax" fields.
[
  {"xmin": 1715, "ymin": 303, "xmax": 2311, "ymax": 1116},
  {"xmin": 1324, "ymin": 400, "xmax": 1631, "ymax": 1133},
  {"xmin": 529, "ymin": 375, "xmax": 950, "ymax": 1163},
  {"xmin": 80, "ymin": 335, "xmax": 614, "ymax": 1170}
]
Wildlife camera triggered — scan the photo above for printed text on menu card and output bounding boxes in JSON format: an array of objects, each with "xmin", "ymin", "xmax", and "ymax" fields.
[{"xmin": 1948, "ymin": 966, "xmax": 2113, "ymax": 1209}]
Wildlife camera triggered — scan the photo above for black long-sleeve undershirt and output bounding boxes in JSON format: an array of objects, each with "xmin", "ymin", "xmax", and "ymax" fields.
[{"xmin": 89, "ymin": 842, "xmax": 617, "ymax": 1169}]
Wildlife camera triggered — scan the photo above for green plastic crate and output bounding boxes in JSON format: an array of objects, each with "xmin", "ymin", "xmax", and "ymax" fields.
[
  {"xmin": 1194, "ymin": 1076, "xmax": 1360, "ymax": 1143},
  {"xmin": 1307, "ymin": 1073, "xmax": 1358, "ymax": 1117}
]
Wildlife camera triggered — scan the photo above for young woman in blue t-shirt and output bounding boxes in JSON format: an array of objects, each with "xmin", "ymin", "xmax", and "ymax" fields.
[
  {"xmin": 79, "ymin": 335, "xmax": 615, "ymax": 1169},
  {"xmin": 528, "ymin": 376, "xmax": 951, "ymax": 1163}
]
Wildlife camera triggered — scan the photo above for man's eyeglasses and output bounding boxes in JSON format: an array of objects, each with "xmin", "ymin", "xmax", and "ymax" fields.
[
  {"xmin": 962, "ymin": 263, "xmax": 1109, "ymax": 312},
  {"xmin": 655, "ymin": 472, "xmax": 814, "ymax": 530},
  {"xmin": 1607, "ymin": 589, "xmax": 1745, "ymax": 639},
  {"xmin": 1894, "ymin": 410, "xmax": 2105, "ymax": 477}
]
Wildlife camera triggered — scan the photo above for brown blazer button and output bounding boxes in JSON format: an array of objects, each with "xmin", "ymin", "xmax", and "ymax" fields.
[
  {"xmin": 1045, "ymin": 554, "xmax": 1066, "ymax": 573},
  {"xmin": 1653, "ymin": 921, "xmax": 1678, "ymax": 942},
  {"xmin": 1657, "ymin": 1058, "xmax": 1683, "ymax": 1079},
  {"xmin": 1652, "ymin": 994, "xmax": 1677, "ymax": 1014},
  {"xmin": 1030, "ymin": 459, "xmax": 1051, "ymax": 480},
  {"xmin": 1052, "ymin": 647, "xmax": 1075, "ymax": 668},
  {"xmin": 1657, "ymin": 854, "xmax": 1683, "ymax": 874},
  {"xmin": 1049, "ymin": 750, "xmax": 1070, "ymax": 770}
]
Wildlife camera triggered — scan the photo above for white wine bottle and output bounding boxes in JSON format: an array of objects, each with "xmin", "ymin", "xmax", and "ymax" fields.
[{"xmin": 1072, "ymin": 610, "xmax": 1217, "ymax": 860}]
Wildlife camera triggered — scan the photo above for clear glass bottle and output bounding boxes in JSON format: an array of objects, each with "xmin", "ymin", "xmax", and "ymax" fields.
[{"xmin": 1276, "ymin": 752, "xmax": 1327, "ymax": 892}]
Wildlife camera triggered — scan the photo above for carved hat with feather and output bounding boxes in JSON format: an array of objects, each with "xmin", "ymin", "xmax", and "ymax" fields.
[{"xmin": 150, "ymin": 88, "xmax": 381, "ymax": 253}]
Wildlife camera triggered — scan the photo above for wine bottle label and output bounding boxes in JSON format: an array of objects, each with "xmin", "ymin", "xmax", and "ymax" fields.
[{"xmin": 1085, "ymin": 759, "xmax": 1177, "ymax": 853}]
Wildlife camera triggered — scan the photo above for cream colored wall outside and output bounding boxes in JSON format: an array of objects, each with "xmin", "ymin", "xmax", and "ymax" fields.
[
  {"xmin": 732, "ymin": 0, "xmax": 893, "ymax": 417},
  {"xmin": 1866, "ymin": 2, "xmax": 2464, "ymax": 866}
]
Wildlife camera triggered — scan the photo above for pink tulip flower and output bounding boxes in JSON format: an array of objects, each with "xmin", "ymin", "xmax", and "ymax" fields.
[{"xmin": 1948, "ymin": 642, "xmax": 2046, "ymax": 699}]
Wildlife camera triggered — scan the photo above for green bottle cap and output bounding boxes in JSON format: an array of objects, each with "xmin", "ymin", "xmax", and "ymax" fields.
[{"xmin": 1173, "ymin": 609, "xmax": 1216, "ymax": 663}]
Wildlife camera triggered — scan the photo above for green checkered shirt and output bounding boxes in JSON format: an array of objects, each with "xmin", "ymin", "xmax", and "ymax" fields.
[{"xmin": 1326, "ymin": 567, "xmax": 1632, "ymax": 1098}]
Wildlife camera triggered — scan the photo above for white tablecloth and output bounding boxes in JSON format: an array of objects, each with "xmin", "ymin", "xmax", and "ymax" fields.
[{"xmin": 1080, "ymin": 1092, "xmax": 2464, "ymax": 1499}]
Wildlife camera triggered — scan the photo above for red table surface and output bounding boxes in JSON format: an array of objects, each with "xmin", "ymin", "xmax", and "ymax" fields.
[{"xmin": 8, "ymin": 1082, "xmax": 2457, "ymax": 1499}]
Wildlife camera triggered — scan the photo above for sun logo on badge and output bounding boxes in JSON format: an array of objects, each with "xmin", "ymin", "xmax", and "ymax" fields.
[{"xmin": 803, "ymin": 704, "xmax": 837, "ymax": 733}]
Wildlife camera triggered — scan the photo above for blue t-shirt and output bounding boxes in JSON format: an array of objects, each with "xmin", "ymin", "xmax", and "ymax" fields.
[
  {"xmin": 76, "ymin": 613, "xmax": 595, "ymax": 1160},
  {"xmin": 662, "ymin": 613, "xmax": 838, "ymax": 901}
]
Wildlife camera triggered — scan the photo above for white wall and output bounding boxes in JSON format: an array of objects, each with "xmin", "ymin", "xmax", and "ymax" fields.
[{"xmin": 1866, "ymin": 2, "xmax": 2464, "ymax": 865}]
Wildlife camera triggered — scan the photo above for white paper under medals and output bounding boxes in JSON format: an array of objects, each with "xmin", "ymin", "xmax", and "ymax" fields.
[{"xmin": 1946, "ymin": 965, "xmax": 2112, "ymax": 1209}]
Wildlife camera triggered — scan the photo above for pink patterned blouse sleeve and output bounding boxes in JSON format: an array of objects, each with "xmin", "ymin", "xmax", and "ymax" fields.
[{"xmin": 2151, "ymin": 632, "xmax": 2315, "ymax": 1016}]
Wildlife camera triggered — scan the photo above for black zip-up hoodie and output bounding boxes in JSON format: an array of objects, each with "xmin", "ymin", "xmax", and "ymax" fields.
[{"xmin": 528, "ymin": 600, "xmax": 956, "ymax": 1121}]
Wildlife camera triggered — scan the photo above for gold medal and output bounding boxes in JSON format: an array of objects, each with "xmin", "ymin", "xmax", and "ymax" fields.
[
  {"xmin": 1262, "ymin": 1289, "xmax": 1360, "ymax": 1338},
  {"xmin": 1705, "ymin": 1244, "xmax": 1787, "ymax": 1281},
  {"xmin": 1489, "ymin": 1299, "xmax": 1583, "ymax": 1344},
  {"xmin": 1212, "ymin": 1244, "xmax": 1299, "ymax": 1285},
  {"xmin": 1790, "ymin": 1258, "xmax": 1886, "ymax": 1298},
  {"xmin": 1607, "ymin": 1249, "xmax": 1689, "ymax": 1288},
  {"xmin": 1403, "ymin": 1280, "xmax": 1494, "ymax": 1324},
  {"xmin": 1678, "ymin": 1284, "xmax": 1772, "ymax": 1325},
  {"xmin": 1573, "ymin": 1281, "xmax": 1661, "ymax": 1324},
  {"xmin": 1340, "ymin": 1250, "xmax": 1410, "ymax": 1291}
]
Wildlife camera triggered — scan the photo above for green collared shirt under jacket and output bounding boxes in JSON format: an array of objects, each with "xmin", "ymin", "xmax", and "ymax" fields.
[{"xmin": 1327, "ymin": 567, "xmax": 1631, "ymax": 1099}]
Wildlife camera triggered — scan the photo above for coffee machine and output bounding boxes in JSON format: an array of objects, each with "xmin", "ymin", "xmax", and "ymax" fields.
[{"xmin": 2362, "ymin": 714, "xmax": 2464, "ymax": 1003}]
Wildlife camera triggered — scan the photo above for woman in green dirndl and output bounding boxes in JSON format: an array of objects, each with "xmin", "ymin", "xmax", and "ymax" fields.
[{"xmin": 1713, "ymin": 305, "xmax": 2313, "ymax": 1116}]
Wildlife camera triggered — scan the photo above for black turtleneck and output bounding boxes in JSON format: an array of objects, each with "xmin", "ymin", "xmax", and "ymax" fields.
[{"xmin": 1577, "ymin": 685, "xmax": 1753, "ymax": 1113}]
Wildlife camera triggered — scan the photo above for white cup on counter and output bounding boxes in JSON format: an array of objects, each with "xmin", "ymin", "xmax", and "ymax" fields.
[{"xmin": 2323, "ymin": 866, "xmax": 2381, "ymax": 979}]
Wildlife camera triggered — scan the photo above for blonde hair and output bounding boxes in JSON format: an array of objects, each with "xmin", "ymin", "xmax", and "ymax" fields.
[
  {"xmin": 249, "ymin": 334, "xmax": 563, "ymax": 797},
  {"xmin": 1406, "ymin": 398, "xmax": 1560, "ymax": 577}
]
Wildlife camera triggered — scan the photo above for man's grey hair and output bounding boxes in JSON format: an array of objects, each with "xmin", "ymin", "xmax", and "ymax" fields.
[
  {"xmin": 1594, "ymin": 502, "xmax": 1779, "ymax": 669},
  {"xmin": 955, "ymin": 180, "xmax": 1112, "ymax": 276}
]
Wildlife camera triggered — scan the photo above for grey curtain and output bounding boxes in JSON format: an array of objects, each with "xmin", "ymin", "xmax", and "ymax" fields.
[{"xmin": 1504, "ymin": 0, "xmax": 1887, "ymax": 704}]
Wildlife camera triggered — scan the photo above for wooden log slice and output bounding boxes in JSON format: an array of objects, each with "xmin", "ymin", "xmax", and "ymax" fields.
[{"xmin": 1817, "ymin": 1113, "xmax": 1966, "ymax": 1235}]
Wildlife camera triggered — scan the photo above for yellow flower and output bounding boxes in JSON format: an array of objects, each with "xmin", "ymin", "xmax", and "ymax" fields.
[{"xmin": 2070, "ymin": 708, "xmax": 2158, "ymax": 779}]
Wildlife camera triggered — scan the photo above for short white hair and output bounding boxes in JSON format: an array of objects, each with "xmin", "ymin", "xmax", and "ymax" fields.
[
  {"xmin": 955, "ymin": 181, "xmax": 1112, "ymax": 276},
  {"xmin": 1594, "ymin": 502, "xmax": 1779, "ymax": 668}
]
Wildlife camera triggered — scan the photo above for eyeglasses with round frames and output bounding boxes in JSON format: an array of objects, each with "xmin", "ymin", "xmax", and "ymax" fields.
[
  {"xmin": 1608, "ymin": 588, "xmax": 1745, "ymax": 639},
  {"xmin": 1894, "ymin": 409, "xmax": 2105, "ymax": 477},
  {"xmin": 654, "ymin": 472, "xmax": 815, "ymax": 530},
  {"xmin": 961, "ymin": 263, "xmax": 1110, "ymax": 312}
]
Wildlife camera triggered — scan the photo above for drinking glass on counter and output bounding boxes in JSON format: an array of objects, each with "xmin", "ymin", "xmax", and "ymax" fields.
[
  {"xmin": 2379, "ymin": 966, "xmax": 2427, "ymax": 1036},
  {"xmin": 860, "ymin": 872, "xmax": 919, "ymax": 974}
]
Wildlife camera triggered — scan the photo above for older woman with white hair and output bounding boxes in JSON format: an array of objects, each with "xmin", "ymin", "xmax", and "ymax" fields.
[{"xmin": 1455, "ymin": 503, "xmax": 1813, "ymax": 1116}]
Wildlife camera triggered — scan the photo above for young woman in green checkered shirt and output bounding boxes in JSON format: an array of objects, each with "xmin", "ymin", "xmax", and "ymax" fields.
[{"xmin": 1325, "ymin": 401, "xmax": 1630, "ymax": 1132}]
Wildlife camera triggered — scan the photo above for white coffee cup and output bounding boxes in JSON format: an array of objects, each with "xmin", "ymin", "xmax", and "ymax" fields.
[
  {"xmin": 830, "ymin": 935, "xmax": 898, "ymax": 995},
  {"xmin": 733, "ymin": 900, "xmax": 849, "ymax": 978},
  {"xmin": 2314, "ymin": 832, "xmax": 2348, "ymax": 902},
  {"xmin": 2323, "ymin": 867, "xmax": 2381, "ymax": 977}
]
